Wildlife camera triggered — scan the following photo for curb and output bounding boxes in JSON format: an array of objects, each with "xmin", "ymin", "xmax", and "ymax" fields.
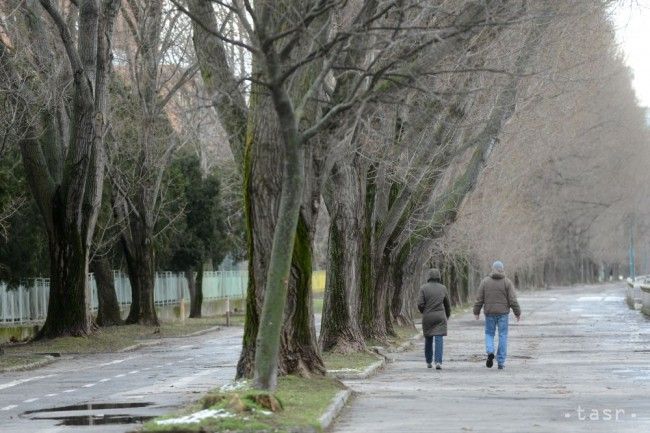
[
  {"xmin": 319, "ymin": 389, "xmax": 352, "ymax": 431},
  {"xmin": 0, "ymin": 355, "xmax": 57, "ymax": 373},
  {"xmin": 118, "ymin": 339, "xmax": 162, "ymax": 353},
  {"xmin": 328, "ymin": 359, "xmax": 385, "ymax": 380},
  {"xmin": 184, "ymin": 325, "xmax": 222, "ymax": 337},
  {"xmin": 119, "ymin": 325, "xmax": 223, "ymax": 352},
  {"xmin": 388, "ymin": 332, "xmax": 420, "ymax": 353}
]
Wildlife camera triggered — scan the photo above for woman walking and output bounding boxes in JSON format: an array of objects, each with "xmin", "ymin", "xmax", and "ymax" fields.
[{"xmin": 417, "ymin": 268, "xmax": 451, "ymax": 369}]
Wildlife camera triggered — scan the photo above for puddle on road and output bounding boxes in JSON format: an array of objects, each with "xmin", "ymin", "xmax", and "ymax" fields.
[
  {"xmin": 22, "ymin": 402, "xmax": 155, "ymax": 426},
  {"xmin": 23, "ymin": 402, "xmax": 152, "ymax": 414},
  {"xmin": 39, "ymin": 414, "xmax": 154, "ymax": 426}
]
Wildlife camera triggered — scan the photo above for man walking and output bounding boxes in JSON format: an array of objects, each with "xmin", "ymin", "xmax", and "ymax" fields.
[
  {"xmin": 473, "ymin": 261, "xmax": 521, "ymax": 370},
  {"xmin": 418, "ymin": 268, "xmax": 451, "ymax": 370}
]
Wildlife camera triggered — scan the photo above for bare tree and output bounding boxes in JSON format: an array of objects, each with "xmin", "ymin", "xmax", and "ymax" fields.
[
  {"xmin": 108, "ymin": 0, "xmax": 197, "ymax": 325},
  {"xmin": 184, "ymin": 0, "xmax": 536, "ymax": 389},
  {"xmin": 0, "ymin": 0, "xmax": 121, "ymax": 338},
  {"xmin": 447, "ymin": 2, "xmax": 650, "ymax": 287}
]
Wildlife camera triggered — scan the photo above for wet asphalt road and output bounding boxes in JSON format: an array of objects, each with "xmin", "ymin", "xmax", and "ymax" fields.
[
  {"xmin": 0, "ymin": 326, "xmax": 243, "ymax": 433},
  {"xmin": 332, "ymin": 283, "xmax": 650, "ymax": 433}
]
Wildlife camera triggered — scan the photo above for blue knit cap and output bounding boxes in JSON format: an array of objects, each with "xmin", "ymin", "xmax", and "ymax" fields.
[{"xmin": 492, "ymin": 261, "xmax": 504, "ymax": 272}]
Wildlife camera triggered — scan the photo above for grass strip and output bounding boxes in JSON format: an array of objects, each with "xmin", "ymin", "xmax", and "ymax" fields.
[
  {"xmin": 143, "ymin": 375, "xmax": 345, "ymax": 433},
  {"xmin": 322, "ymin": 351, "xmax": 381, "ymax": 372},
  {"xmin": 3, "ymin": 317, "xmax": 232, "ymax": 355},
  {"xmin": 0, "ymin": 354, "xmax": 50, "ymax": 371}
]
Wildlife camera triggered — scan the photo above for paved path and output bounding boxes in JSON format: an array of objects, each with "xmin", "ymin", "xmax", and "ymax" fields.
[
  {"xmin": 0, "ymin": 326, "xmax": 243, "ymax": 433},
  {"xmin": 333, "ymin": 283, "xmax": 650, "ymax": 433}
]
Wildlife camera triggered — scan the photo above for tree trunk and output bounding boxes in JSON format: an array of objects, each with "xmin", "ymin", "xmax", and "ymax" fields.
[
  {"xmin": 190, "ymin": 265, "xmax": 203, "ymax": 318},
  {"xmin": 189, "ymin": 0, "xmax": 326, "ymax": 382},
  {"xmin": 361, "ymin": 253, "xmax": 391, "ymax": 341},
  {"xmin": 251, "ymin": 51, "xmax": 334, "ymax": 387},
  {"xmin": 121, "ymin": 234, "xmax": 140, "ymax": 323},
  {"xmin": 186, "ymin": 268, "xmax": 195, "ymax": 318},
  {"xmin": 359, "ymin": 165, "xmax": 379, "ymax": 340},
  {"xmin": 391, "ymin": 251, "xmax": 420, "ymax": 328},
  {"xmin": 235, "ymin": 67, "xmax": 325, "ymax": 380},
  {"xmin": 320, "ymin": 158, "xmax": 366, "ymax": 353},
  {"xmin": 91, "ymin": 256, "xmax": 121, "ymax": 326},
  {"xmin": 38, "ymin": 218, "xmax": 92, "ymax": 338},
  {"xmin": 124, "ymin": 220, "xmax": 158, "ymax": 326}
]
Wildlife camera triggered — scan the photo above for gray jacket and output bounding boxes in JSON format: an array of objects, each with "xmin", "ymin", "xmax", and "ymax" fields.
[{"xmin": 473, "ymin": 271, "xmax": 521, "ymax": 317}]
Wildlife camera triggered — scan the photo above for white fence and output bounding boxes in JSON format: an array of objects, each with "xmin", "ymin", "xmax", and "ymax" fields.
[{"xmin": 0, "ymin": 270, "xmax": 247, "ymax": 325}]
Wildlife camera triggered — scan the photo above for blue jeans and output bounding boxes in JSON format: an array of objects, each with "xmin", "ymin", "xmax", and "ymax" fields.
[
  {"xmin": 485, "ymin": 314, "xmax": 509, "ymax": 366},
  {"xmin": 424, "ymin": 335, "xmax": 444, "ymax": 364}
]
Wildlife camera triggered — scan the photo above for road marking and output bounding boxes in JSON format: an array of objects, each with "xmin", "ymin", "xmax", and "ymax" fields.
[
  {"xmin": 1, "ymin": 404, "xmax": 18, "ymax": 411},
  {"xmin": 115, "ymin": 374, "xmax": 126, "ymax": 378},
  {"xmin": 0, "ymin": 374, "xmax": 58, "ymax": 391},
  {"xmin": 45, "ymin": 393, "xmax": 58, "ymax": 397},
  {"xmin": 62, "ymin": 389, "xmax": 77, "ymax": 393},
  {"xmin": 23, "ymin": 398, "xmax": 39, "ymax": 403},
  {"xmin": 577, "ymin": 296, "xmax": 603, "ymax": 302},
  {"xmin": 83, "ymin": 383, "xmax": 96, "ymax": 388},
  {"xmin": 128, "ymin": 370, "xmax": 139, "ymax": 374},
  {"xmin": 99, "ymin": 378, "xmax": 111, "ymax": 382},
  {"xmin": 99, "ymin": 358, "xmax": 126, "ymax": 367}
]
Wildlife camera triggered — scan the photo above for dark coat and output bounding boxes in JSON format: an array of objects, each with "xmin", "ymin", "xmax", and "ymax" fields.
[{"xmin": 418, "ymin": 271, "xmax": 451, "ymax": 337}]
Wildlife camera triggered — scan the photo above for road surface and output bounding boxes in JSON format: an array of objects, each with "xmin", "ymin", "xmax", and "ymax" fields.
[
  {"xmin": 0, "ymin": 326, "xmax": 243, "ymax": 432},
  {"xmin": 332, "ymin": 283, "xmax": 650, "ymax": 433}
]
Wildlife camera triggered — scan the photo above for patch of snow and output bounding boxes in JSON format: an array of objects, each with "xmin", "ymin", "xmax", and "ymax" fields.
[
  {"xmin": 220, "ymin": 380, "xmax": 249, "ymax": 392},
  {"xmin": 155, "ymin": 409, "xmax": 233, "ymax": 425},
  {"xmin": 251, "ymin": 408, "xmax": 272, "ymax": 416}
]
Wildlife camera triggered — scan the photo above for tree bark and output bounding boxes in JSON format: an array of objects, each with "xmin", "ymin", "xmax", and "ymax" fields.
[
  {"xmin": 186, "ymin": 0, "xmax": 247, "ymax": 166},
  {"xmin": 320, "ymin": 157, "xmax": 366, "ymax": 353},
  {"xmin": 123, "ymin": 220, "xmax": 158, "ymax": 326},
  {"xmin": 189, "ymin": 265, "xmax": 203, "ymax": 318},
  {"xmin": 185, "ymin": 268, "xmax": 195, "ymax": 318},
  {"xmin": 189, "ymin": 0, "xmax": 329, "ymax": 382},
  {"xmin": 236, "ymin": 91, "xmax": 326, "ymax": 381},
  {"xmin": 91, "ymin": 256, "xmax": 121, "ymax": 326},
  {"xmin": 39, "ymin": 214, "xmax": 93, "ymax": 338}
]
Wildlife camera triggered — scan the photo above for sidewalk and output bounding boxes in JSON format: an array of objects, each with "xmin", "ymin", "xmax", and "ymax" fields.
[{"xmin": 332, "ymin": 284, "xmax": 650, "ymax": 433}]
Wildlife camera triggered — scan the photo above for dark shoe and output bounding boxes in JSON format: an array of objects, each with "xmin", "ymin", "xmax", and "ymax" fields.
[
  {"xmin": 486, "ymin": 353, "xmax": 495, "ymax": 368},
  {"xmin": 435, "ymin": 363, "xmax": 442, "ymax": 370},
  {"xmin": 427, "ymin": 363, "xmax": 432, "ymax": 368},
  {"xmin": 498, "ymin": 365, "xmax": 505, "ymax": 370}
]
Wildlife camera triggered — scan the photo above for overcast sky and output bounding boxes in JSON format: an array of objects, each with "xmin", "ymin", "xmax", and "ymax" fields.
[{"xmin": 614, "ymin": 1, "xmax": 650, "ymax": 108}]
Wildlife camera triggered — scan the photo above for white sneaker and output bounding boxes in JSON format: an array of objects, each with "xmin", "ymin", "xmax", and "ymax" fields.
[{"xmin": 435, "ymin": 363, "xmax": 442, "ymax": 370}]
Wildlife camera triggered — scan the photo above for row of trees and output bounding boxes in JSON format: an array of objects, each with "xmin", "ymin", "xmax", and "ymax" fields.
[
  {"xmin": 0, "ymin": 0, "xmax": 240, "ymax": 335},
  {"xmin": 447, "ymin": 2, "xmax": 650, "ymax": 288},
  {"xmin": 1, "ymin": 0, "xmax": 645, "ymax": 391}
]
